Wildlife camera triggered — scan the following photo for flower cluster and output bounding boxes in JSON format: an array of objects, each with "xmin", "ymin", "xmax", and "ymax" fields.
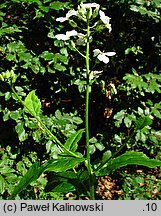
[
  {"xmin": 55, "ymin": 2, "xmax": 112, "ymax": 36},
  {"xmin": 0, "ymin": 70, "xmax": 17, "ymax": 84},
  {"xmin": 55, "ymin": 2, "xmax": 116, "ymax": 65}
]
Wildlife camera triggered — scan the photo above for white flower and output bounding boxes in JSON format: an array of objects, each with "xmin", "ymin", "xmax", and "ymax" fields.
[
  {"xmin": 55, "ymin": 34, "xmax": 69, "ymax": 41},
  {"xmin": 76, "ymin": 33, "xmax": 93, "ymax": 46},
  {"xmin": 66, "ymin": 30, "xmax": 77, "ymax": 37},
  {"xmin": 66, "ymin": 10, "xmax": 78, "ymax": 18},
  {"xmin": 55, "ymin": 30, "xmax": 78, "ymax": 41},
  {"xmin": 93, "ymin": 49, "xmax": 116, "ymax": 64},
  {"xmin": 82, "ymin": 69, "xmax": 103, "ymax": 79},
  {"xmin": 81, "ymin": 3, "xmax": 100, "ymax": 9},
  {"xmin": 90, "ymin": 70, "xmax": 103, "ymax": 79},
  {"xmin": 76, "ymin": 33, "xmax": 85, "ymax": 45},
  {"xmin": 99, "ymin": 10, "xmax": 112, "ymax": 32},
  {"xmin": 93, "ymin": 49, "xmax": 101, "ymax": 57},
  {"xmin": 56, "ymin": 17, "xmax": 68, "ymax": 22},
  {"xmin": 56, "ymin": 10, "xmax": 78, "ymax": 22},
  {"xmin": 78, "ymin": 3, "xmax": 100, "ymax": 20}
]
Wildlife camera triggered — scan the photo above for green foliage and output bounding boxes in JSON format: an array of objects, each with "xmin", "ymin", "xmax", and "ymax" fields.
[
  {"xmin": 64, "ymin": 129, "xmax": 84, "ymax": 152},
  {"xmin": 0, "ymin": 146, "xmax": 48, "ymax": 200},
  {"xmin": 9, "ymin": 161, "xmax": 42, "ymax": 200},
  {"xmin": 120, "ymin": 169, "xmax": 161, "ymax": 200},
  {"xmin": 0, "ymin": 0, "xmax": 161, "ymax": 200},
  {"xmin": 24, "ymin": 90, "xmax": 41, "ymax": 116},
  {"xmin": 95, "ymin": 151, "xmax": 161, "ymax": 176}
]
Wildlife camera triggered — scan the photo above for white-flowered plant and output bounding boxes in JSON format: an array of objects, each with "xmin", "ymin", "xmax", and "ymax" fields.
[{"xmin": 54, "ymin": 2, "xmax": 116, "ymax": 200}]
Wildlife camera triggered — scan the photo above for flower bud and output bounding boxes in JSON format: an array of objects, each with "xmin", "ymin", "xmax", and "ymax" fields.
[
  {"xmin": 0, "ymin": 70, "xmax": 17, "ymax": 84},
  {"xmin": 69, "ymin": 19, "xmax": 77, "ymax": 28},
  {"xmin": 71, "ymin": 40, "xmax": 76, "ymax": 48}
]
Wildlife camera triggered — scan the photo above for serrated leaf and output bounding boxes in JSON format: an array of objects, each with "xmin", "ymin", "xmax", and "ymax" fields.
[
  {"xmin": 135, "ymin": 116, "xmax": 153, "ymax": 130},
  {"xmin": 95, "ymin": 151, "xmax": 161, "ymax": 176},
  {"xmin": 24, "ymin": 90, "xmax": 41, "ymax": 116},
  {"xmin": 44, "ymin": 156, "xmax": 85, "ymax": 172},
  {"xmin": 64, "ymin": 129, "xmax": 84, "ymax": 152}
]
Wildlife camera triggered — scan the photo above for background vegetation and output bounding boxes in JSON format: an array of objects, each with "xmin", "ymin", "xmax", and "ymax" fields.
[{"xmin": 0, "ymin": 0, "xmax": 161, "ymax": 200}]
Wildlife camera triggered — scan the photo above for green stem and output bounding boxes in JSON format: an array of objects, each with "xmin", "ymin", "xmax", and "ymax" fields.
[
  {"xmin": 95, "ymin": 130, "xmax": 136, "ymax": 172},
  {"xmin": 85, "ymin": 12, "xmax": 95, "ymax": 200},
  {"xmin": 11, "ymin": 86, "xmax": 80, "ymax": 158},
  {"xmin": 73, "ymin": 168, "xmax": 90, "ymax": 198},
  {"xmin": 73, "ymin": 46, "xmax": 86, "ymax": 59}
]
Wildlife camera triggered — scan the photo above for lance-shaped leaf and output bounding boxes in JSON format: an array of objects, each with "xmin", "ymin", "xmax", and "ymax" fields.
[
  {"xmin": 24, "ymin": 90, "xmax": 41, "ymax": 116},
  {"xmin": 95, "ymin": 151, "xmax": 161, "ymax": 176},
  {"xmin": 9, "ymin": 161, "xmax": 46, "ymax": 199},
  {"xmin": 64, "ymin": 129, "xmax": 84, "ymax": 152},
  {"xmin": 44, "ymin": 156, "xmax": 85, "ymax": 173}
]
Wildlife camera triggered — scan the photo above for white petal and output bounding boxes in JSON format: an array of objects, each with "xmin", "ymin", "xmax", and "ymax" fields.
[
  {"xmin": 97, "ymin": 54, "xmax": 109, "ymax": 64},
  {"xmin": 93, "ymin": 70, "xmax": 103, "ymax": 75},
  {"xmin": 83, "ymin": 3, "xmax": 100, "ymax": 8},
  {"xmin": 93, "ymin": 49, "xmax": 101, "ymax": 57},
  {"xmin": 56, "ymin": 17, "xmax": 68, "ymax": 22},
  {"xmin": 66, "ymin": 10, "xmax": 78, "ymax": 18},
  {"xmin": 104, "ymin": 52, "xmax": 116, "ymax": 56},
  {"xmin": 66, "ymin": 30, "xmax": 78, "ymax": 37},
  {"xmin": 77, "ymin": 34, "xmax": 85, "ymax": 45},
  {"xmin": 77, "ymin": 33, "xmax": 85, "ymax": 38},
  {"xmin": 99, "ymin": 10, "xmax": 105, "ymax": 18},
  {"xmin": 99, "ymin": 10, "xmax": 110, "ymax": 23},
  {"xmin": 55, "ymin": 34, "xmax": 69, "ymax": 41},
  {"xmin": 99, "ymin": 10, "xmax": 111, "ymax": 31}
]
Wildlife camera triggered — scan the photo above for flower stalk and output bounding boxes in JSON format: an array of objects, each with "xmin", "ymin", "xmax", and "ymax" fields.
[
  {"xmin": 85, "ymin": 9, "xmax": 95, "ymax": 200},
  {"xmin": 54, "ymin": 2, "xmax": 116, "ymax": 199}
]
